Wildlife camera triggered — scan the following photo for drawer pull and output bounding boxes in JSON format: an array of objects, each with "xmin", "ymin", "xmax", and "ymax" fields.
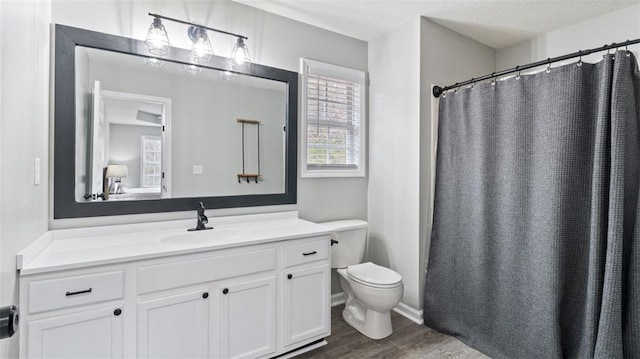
[
  {"xmin": 302, "ymin": 251, "xmax": 317, "ymax": 256},
  {"xmin": 287, "ymin": 274, "xmax": 293, "ymax": 280},
  {"xmin": 202, "ymin": 292, "xmax": 209, "ymax": 299},
  {"xmin": 65, "ymin": 288, "xmax": 92, "ymax": 297},
  {"xmin": 222, "ymin": 288, "xmax": 229, "ymax": 295},
  {"xmin": 113, "ymin": 308, "xmax": 122, "ymax": 316}
]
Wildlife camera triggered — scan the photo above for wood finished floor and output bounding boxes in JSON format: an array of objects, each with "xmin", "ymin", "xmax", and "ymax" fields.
[{"xmin": 296, "ymin": 305, "xmax": 490, "ymax": 359}]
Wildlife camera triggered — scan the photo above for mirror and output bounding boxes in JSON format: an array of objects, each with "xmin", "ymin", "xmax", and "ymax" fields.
[{"xmin": 55, "ymin": 25, "xmax": 298, "ymax": 218}]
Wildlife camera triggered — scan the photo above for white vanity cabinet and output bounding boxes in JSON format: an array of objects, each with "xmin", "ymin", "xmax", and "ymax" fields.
[
  {"xmin": 18, "ymin": 216, "xmax": 333, "ymax": 359},
  {"xmin": 219, "ymin": 275, "xmax": 277, "ymax": 359},
  {"xmin": 282, "ymin": 238, "xmax": 331, "ymax": 350},
  {"xmin": 137, "ymin": 290, "xmax": 211, "ymax": 358},
  {"xmin": 20, "ymin": 268, "xmax": 126, "ymax": 358},
  {"xmin": 27, "ymin": 305, "xmax": 124, "ymax": 359}
]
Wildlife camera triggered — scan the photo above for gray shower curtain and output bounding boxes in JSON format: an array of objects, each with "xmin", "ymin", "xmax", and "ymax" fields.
[{"xmin": 424, "ymin": 51, "xmax": 640, "ymax": 359}]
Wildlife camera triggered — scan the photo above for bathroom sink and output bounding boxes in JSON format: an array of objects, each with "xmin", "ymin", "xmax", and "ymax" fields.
[{"xmin": 161, "ymin": 229, "xmax": 244, "ymax": 244}]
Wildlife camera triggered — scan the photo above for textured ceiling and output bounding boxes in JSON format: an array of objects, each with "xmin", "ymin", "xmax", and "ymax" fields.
[{"xmin": 232, "ymin": 0, "xmax": 639, "ymax": 49}]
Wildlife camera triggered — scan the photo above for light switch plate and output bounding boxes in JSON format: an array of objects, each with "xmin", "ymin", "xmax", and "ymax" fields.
[
  {"xmin": 193, "ymin": 165, "xmax": 203, "ymax": 175},
  {"xmin": 34, "ymin": 158, "xmax": 41, "ymax": 186}
]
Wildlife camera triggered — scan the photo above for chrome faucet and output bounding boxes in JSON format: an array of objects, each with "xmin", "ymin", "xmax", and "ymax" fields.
[{"xmin": 188, "ymin": 202, "xmax": 213, "ymax": 231}]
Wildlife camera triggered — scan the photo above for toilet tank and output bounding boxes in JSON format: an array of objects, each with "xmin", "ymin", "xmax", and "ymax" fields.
[{"xmin": 319, "ymin": 220, "xmax": 368, "ymax": 269}]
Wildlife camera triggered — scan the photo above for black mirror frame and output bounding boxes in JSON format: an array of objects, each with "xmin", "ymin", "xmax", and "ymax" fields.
[{"xmin": 53, "ymin": 24, "xmax": 297, "ymax": 219}]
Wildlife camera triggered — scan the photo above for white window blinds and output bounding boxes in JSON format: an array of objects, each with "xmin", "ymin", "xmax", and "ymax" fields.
[{"xmin": 301, "ymin": 59, "xmax": 366, "ymax": 177}]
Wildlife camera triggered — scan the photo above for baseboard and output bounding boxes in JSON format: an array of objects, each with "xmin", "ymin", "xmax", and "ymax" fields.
[
  {"xmin": 393, "ymin": 302, "xmax": 424, "ymax": 325},
  {"xmin": 331, "ymin": 292, "xmax": 345, "ymax": 307}
]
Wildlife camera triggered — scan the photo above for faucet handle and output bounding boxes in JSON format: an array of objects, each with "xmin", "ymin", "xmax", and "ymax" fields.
[{"xmin": 198, "ymin": 201, "xmax": 205, "ymax": 210}]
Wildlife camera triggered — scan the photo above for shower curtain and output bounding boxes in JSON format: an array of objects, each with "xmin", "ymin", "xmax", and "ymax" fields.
[{"xmin": 424, "ymin": 51, "xmax": 639, "ymax": 359}]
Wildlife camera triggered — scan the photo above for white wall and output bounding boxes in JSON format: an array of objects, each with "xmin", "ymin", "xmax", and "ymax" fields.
[
  {"xmin": 497, "ymin": 5, "xmax": 640, "ymax": 69},
  {"xmin": 0, "ymin": 1, "xmax": 51, "ymax": 357},
  {"xmin": 75, "ymin": 47, "xmax": 91, "ymax": 200},
  {"xmin": 368, "ymin": 17, "xmax": 422, "ymax": 308},
  {"xmin": 368, "ymin": 17, "xmax": 495, "ymax": 311},
  {"xmin": 51, "ymin": 0, "xmax": 368, "ymax": 228}
]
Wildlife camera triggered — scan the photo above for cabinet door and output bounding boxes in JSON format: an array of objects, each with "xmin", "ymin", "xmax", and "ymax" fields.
[
  {"xmin": 283, "ymin": 263, "xmax": 330, "ymax": 348},
  {"xmin": 27, "ymin": 305, "xmax": 123, "ymax": 359},
  {"xmin": 138, "ymin": 290, "xmax": 210, "ymax": 359},
  {"xmin": 219, "ymin": 275, "xmax": 276, "ymax": 359}
]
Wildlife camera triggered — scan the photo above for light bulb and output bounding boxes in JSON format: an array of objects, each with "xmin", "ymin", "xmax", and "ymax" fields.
[
  {"xmin": 144, "ymin": 57, "xmax": 164, "ymax": 68},
  {"xmin": 220, "ymin": 71, "xmax": 236, "ymax": 80},
  {"xmin": 189, "ymin": 27, "xmax": 213, "ymax": 63},
  {"xmin": 184, "ymin": 64, "xmax": 203, "ymax": 75},
  {"xmin": 145, "ymin": 18, "xmax": 170, "ymax": 56},
  {"xmin": 230, "ymin": 38, "xmax": 251, "ymax": 69}
]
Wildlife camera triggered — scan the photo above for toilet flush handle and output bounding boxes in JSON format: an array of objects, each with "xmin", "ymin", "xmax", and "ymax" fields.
[{"xmin": 331, "ymin": 239, "xmax": 339, "ymax": 246}]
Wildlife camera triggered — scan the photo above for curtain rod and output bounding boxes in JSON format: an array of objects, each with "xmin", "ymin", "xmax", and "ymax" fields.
[{"xmin": 432, "ymin": 38, "xmax": 640, "ymax": 98}]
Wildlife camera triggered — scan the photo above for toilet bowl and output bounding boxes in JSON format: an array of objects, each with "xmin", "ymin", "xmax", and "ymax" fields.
[{"xmin": 319, "ymin": 220, "xmax": 404, "ymax": 340}]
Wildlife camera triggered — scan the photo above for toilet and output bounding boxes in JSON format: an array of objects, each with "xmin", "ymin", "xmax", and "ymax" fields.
[{"xmin": 320, "ymin": 220, "xmax": 403, "ymax": 340}]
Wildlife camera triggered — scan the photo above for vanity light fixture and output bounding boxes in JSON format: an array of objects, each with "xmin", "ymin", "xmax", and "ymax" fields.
[
  {"xmin": 188, "ymin": 26, "xmax": 214, "ymax": 63},
  {"xmin": 230, "ymin": 37, "xmax": 251, "ymax": 69},
  {"xmin": 145, "ymin": 13, "xmax": 252, "ymax": 68},
  {"xmin": 145, "ymin": 17, "xmax": 170, "ymax": 55}
]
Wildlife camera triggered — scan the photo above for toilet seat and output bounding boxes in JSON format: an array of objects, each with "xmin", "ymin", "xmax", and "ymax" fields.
[{"xmin": 347, "ymin": 262, "xmax": 402, "ymax": 289}]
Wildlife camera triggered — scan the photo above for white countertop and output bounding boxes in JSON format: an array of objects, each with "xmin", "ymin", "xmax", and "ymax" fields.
[{"xmin": 18, "ymin": 211, "xmax": 334, "ymax": 275}]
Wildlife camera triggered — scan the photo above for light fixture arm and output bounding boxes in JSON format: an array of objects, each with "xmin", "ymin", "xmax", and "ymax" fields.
[{"xmin": 148, "ymin": 13, "xmax": 248, "ymax": 40}]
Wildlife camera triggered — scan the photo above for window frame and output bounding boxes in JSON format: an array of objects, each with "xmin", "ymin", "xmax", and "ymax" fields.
[{"xmin": 300, "ymin": 58, "xmax": 366, "ymax": 178}]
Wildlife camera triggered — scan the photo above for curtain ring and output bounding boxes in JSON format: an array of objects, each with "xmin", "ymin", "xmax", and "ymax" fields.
[
  {"xmin": 546, "ymin": 59, "xmax": 551, "ymax": 74},
  {"xmin": 576, "ymin": 50, "xmax": 583, "ymax": 67},
  {"xmin": 626, "ymin": 42, "xmax": 631, "ymax": 57},
  {"xmin": 514, "ymin": 66, "xmax": 521, "ymax": 80},
  {"xmin": 469, "ymin": 78, "xmax": 474, "ymax": 89}
]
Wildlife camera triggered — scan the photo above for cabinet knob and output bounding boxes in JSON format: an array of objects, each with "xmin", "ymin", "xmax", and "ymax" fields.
[
  {"xmin": 222, "ymin": 288, "xmax": 229, "ymax": 294},
  {"xmin": 287, "ymin": 274, "xmax": 293, "ymax": 280},
  {"xmin": 202, "ymin": 292, "xmax": 209, "ymax": 299},
  {"xmin": 114, "ymin": 308, "xmax": 122, "ymax": 316}
]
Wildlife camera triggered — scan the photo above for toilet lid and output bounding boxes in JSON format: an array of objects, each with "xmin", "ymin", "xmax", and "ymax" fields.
[{"xmin": 347, "ymin": 262, "xmax": 402, "ymax": 287}]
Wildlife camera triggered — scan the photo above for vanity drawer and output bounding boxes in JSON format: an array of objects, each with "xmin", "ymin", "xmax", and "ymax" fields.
[
  {"xmin": 29, "ymin": 271, "xmax": 124, "ymax": 314},
  {"xmin": 284, "ymin": 237, "xmax": 329, "ymax": 268},
  {"xmin": 138, "ymin": 248, "xmax": 277, "ymax": 294}
]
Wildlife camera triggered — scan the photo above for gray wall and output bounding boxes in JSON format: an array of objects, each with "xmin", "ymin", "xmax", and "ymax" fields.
[
  {"xmin": 0, "ymin": 1, "xmax": 50, "ymax": 357},
  {"xmin": 51, "ymin": 0, "xmax": 368, "ymax": 229},
  {"xmin": 93, "ymin": 61, "xmax": 286, "ymax": 197},
  {"xmin": 109, "ymin": 124, "xmax": 162, "ymax": 189}
]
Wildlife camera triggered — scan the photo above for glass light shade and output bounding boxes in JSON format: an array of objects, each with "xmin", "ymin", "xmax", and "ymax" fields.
[
  {"xmin": 184, "ymin": 64, "xmax": 203, "ymax": 75},
  {"xmin": 190, "ymin": 27, "xmax": 213, "ymax": 63},
  {"xmin": 220, "ymin": 71, "xmax": 236, "ymax": 80},
  {"xmin": 144, "ymin": 57, "xmax": 164, "ymax": 68},
  {"xmin": 145, "ymin": 18, "xmax": 170, "ymax": 56},
  {"xmin": 230, "ymin": 38, "xmax": 251, "ymax": 69},
  {"xmin": 106, "ymin": 165, "xmax": 128, "ymax": 178}
]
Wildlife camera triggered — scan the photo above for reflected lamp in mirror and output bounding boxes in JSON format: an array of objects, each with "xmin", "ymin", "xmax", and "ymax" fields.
[
  {"xmin": 106, "ymin": 165, "xmax": 128, "ymax": 194},
  {"xmin": 230, "ymin": 38, "xmax": 251, "ymax": 69},
  {"xmin": 145, "ymin": 17, "xmax": 170, "ymax": 56}
]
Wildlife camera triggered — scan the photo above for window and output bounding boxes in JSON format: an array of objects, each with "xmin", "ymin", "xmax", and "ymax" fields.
[
  {"xmin": 141, "ymin": 135, "xmax": 162, "ymax": 188},
  {"xmin": 300, "ymin": 59, "xmax": 366, "ymax": 177}
]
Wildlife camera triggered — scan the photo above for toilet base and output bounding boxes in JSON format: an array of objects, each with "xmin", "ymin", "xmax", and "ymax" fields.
[{"xmin": 342, "ymin": 305, "xmax": 393, "ymax": 340}]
